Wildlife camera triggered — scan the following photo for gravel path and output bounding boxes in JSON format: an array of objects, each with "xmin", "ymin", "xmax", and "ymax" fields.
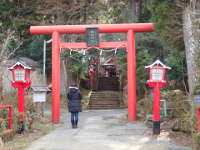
[{"xmin": 26, "ymin": 109, "xmax": 193, "ymax": 150}]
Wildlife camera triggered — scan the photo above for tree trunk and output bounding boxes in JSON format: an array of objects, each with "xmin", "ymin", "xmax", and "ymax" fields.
[
  {"xmin": 131, "ymin": 0, "xmax": 140, "ymax": 22},
  {"xmin": 183, "ymin": 6, "xmax": 200, "ymax": 94}
]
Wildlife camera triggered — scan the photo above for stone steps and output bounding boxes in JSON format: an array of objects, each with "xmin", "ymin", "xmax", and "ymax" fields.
[
  {"xmin": 90, "ymin": 96, "xmax": 120, "ymax": 99},
  {"xmin": 90, "ymin": 101, "xmax": 119, "ymax": 105},
  {"xmin": 88, "ymin": 104, "xmax": 121, "ymax": 109},
  {"xmin": 98, "ymin": 77, "xmax": 119, "ymax": 91},
  {"xmin": 89, "ymin": 91, "xmax": 121, "ymax": 109}
]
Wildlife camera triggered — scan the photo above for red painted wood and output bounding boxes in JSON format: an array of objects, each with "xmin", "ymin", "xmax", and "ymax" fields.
[
  {"xmin": 127, "ymin": 30, "xmax": 136, "ymax": 121},
  {"xmin": 52, "ymin": 31, "xmax": 60, "ymax": 123},
  {"xmin": 30, "ymin": 23, "xmax": 154, "ymax": 34},
  {"xmin": 11, "ymin": 81, "xmax": 31, "ymax": 88},
  {"xmin": 0, "ymin": 118, "xmax": 9, "ymax": 122},
  {"xmin": 0, "ymin": 105, "xmax": 13, "ymax": 130},
  {"xmin": 60, "ymin": 42, "xmax": 127, "ymax": 49},
  {"xmin": 18, "ymin": 87, "xmax": 25, "ymax": 120},
  {"xmin": 147, "ymin": 81, "xmax": 166, "ymax": 88},
  {"xmin": 153, "ymin": 83, "xmax": 160, "ymax": 121}
]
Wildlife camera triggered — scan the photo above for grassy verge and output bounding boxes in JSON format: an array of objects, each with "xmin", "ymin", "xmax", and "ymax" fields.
[{"xmin": 4, "ymin": 117, "xmax": 53, "ymax": 150}]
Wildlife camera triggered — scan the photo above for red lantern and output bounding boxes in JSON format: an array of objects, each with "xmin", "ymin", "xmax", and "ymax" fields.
[
  {"xmin": 8, "ymin": 61, "xmax": 32, "ymax": 88},
  {"xmin": 145, "ymin": 60, "xmax": 171, "ymax": 135},
  {"xmin": 8, "ymin": 61, "xmax": 33, "ymax": 122},
  {"xmin": 145, "ymin": 60, "xmax": 170, "ymax": 88}
]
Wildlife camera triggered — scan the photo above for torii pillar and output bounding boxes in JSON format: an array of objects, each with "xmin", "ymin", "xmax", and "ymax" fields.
[{"xmin": 30, "ymin": 23, "xmax": 154, "ymax": 123}]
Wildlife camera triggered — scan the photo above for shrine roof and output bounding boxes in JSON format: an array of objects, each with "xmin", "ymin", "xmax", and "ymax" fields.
[
  {"xmin": 145, "ymin": 60, "xmax": 171, "ymax": 69},
  {"xmin": 8, "ymin": 61, "xmax": 32, "ymax": 70}
]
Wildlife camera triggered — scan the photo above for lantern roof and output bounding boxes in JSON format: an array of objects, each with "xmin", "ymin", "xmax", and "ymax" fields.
[
  {"xmin": 145, "ymin": 60, "xmax": 171, "ymax": 70},
  {"xmin": 8, "ymin": 61, "xmax": 32, "ymax": 70}
]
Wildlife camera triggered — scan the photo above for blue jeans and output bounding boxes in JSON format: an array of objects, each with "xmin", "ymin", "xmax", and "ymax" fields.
[{"xmin": 71, "ymin": 112, "xmax": 79, "ymax": 121}]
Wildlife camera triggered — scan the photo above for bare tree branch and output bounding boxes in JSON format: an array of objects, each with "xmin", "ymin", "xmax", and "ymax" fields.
[{"xmin": 0, "ymin": 29, "xmax": 22, "ymax": 64}]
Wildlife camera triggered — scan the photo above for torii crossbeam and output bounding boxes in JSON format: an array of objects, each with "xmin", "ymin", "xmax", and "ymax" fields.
[{"xmin": 30, "ymin": 23, "xmax": 154, "ymax": 123}]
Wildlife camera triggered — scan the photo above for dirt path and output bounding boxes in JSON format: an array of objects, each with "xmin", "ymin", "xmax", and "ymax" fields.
[{"xmin": 25, "ymin": 109, "xmax": 193, "ymax": 150}]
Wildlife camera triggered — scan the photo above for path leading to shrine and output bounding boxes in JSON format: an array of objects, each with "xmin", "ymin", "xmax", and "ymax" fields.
[{"xmin": 26, "ymin": 109, "xmax": 192, "ymax": 150}]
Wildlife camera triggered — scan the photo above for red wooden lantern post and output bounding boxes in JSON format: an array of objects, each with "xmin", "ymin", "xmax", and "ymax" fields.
[
  {"xmin": 145, "ymin": 60, "xmax": 171, "ymax": 135},
  {"xmin": 8, "ymin": 61, "xmax": 33, "ymax": 133}
]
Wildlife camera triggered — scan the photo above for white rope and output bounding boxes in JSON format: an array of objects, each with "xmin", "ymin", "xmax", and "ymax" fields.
[
  {"xmin": 115, "ymin": 49, "xmax": 117, "ymax": 54},
  {"xmin": 100, "ymin": 50, "xmax": 102, "ymax": 56}
]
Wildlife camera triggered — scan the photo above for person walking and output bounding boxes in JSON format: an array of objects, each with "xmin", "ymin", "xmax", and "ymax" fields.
[{"xmin": 67, "ymin": 84, "xmax": 82, "ymax": 128}]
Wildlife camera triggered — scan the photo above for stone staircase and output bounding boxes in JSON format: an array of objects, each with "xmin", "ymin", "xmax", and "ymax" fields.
[
  {"xmin": 88, "ymin": 91, "xmax": 121, "ymax": 109},
  {"xmin": 98, "ymin": 77, "xmax": 119, "ymax": 91}
]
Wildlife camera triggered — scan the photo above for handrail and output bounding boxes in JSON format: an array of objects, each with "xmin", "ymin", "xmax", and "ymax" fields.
[{"xmin": 0, "ymin": 105, "xmax": 13, "ymax": 130}]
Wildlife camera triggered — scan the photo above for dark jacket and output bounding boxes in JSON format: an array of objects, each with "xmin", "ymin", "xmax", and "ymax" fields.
[{"xmin": 67, "ymin": 87, "xmax": 82, "ymax": 112}]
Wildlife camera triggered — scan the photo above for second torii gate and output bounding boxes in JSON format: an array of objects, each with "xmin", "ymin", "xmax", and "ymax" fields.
[{"xmin": 30, "ymin": 23, "xmax": 154, "ymax": 123}]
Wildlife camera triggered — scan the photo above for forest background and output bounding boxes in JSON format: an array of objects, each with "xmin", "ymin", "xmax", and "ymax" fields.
[
  {"xmin": 0, "ymin": 0, "xmax": 200, "ymax": 149},
  {"xmin": 1, "ymin": 0, "xmax": 199, "ymax": 94}
]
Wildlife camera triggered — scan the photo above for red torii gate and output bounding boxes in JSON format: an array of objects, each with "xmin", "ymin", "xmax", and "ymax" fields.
[{"xmin": 30, "ymin": 23, "xmax": 154, "ymax": 123}]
